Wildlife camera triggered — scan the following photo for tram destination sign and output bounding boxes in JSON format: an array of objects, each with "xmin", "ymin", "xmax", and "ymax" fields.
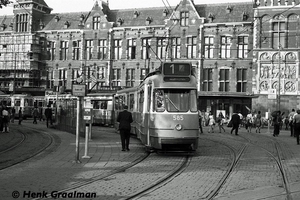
[
  {"xmin": 163, "ymin": 63, "xmax": 191, "ymax": 76},
  {"xmin": 164, "ymin": 77, "xmax": 190, "ymax": 82}
]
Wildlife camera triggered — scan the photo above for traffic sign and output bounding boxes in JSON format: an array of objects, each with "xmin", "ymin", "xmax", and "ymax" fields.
[
  {"xmin": 72, "ymin": 84, "xmax": 86, "ymax": 97},
  {"xmin": 83, "ymin": 108, "xmax": 92, "ymax": 123}
]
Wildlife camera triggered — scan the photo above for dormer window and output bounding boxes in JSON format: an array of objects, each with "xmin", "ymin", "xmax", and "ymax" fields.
[
  {"xmin": 242, "ymin": 12, "xmax": 248, "ymax": 21},
  {"xmin": 64, "ymin": 21, "xmax": 70, "ymax": 28},
  {"xmin": 226, "ymin": 5, "xmax": 232, "ymax": 13},
  {"xmin": 208, "ymin": 13, "xmax": 214, "ymax": 22},
  {"xmin": 9, "ymin": 23, "xmax": 13, "ymax": 30},
  {"xmin": 163, "ymin": 9, "xmax": 169, "ymax": 17},
  {"xmin": 80, "ymin": 14, "xmax": 85, "ymax": 22},
  {"xmin": 117, "ymin": 18, "xmax": 124, "ymax": 26},
  {"xmin": 55, "ymin": 15, "xmax": 60, "ymax": 22},
  {"xmin": 146, "ymin": 17, "xmax": 152, "ymax": 25},
  {"xmin": 39, "ymin": 20, "xmax": 44, "ymax": 29},
  {"xmin": 134, "ymin": 11, "xmax": 139, "ymax": 18},
  {"xmin": 1, "ymin": 24, "xmax": 7, "ymax": 31}
]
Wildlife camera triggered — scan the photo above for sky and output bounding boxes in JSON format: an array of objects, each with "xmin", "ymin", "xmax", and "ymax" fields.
[{"xmin": 1, "ymin": 0, "xmax": 252, "ymax": 15}]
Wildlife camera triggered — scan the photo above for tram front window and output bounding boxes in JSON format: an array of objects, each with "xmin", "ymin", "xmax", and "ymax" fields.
[{"xmin": 155, "ymin": 89, "xmax": 197, "ymax": 112}]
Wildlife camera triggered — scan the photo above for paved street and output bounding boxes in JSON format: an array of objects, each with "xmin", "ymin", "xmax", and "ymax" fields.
[{"xmin": 0, "ymin": 120, "xmax": 300, "ymax": 200}]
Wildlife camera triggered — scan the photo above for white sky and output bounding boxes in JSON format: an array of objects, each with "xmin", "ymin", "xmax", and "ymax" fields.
[{"xmin": 1, "ymin": 0, "xmax": 252, "ymax": 15}]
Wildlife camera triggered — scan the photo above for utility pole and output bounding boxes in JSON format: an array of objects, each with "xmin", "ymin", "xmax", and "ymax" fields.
[{"xmin": 277, "ymin": 23, "xmax": 281, "ymax": 111}]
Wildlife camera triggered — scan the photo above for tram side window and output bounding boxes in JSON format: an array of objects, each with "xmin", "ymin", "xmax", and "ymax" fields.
[
  {"xmin": 114, "ymin": 97, "xmax": 119, "ymax": 110},
  {"xmin": 100, "ymin": 102, "xmax": 107, "ymax": 109},
  {"xmin": 119, "ymin": 95, "xmax": 124, "ymax": 110},
  {"xmin": 15, "ymin": 100, "xmax": 21, "ymax": 106},
  {"xmin": 129, "ymin": 94, "xmax": 134, "ymax": 111},
  {"xmin": 190, "ymin": 90, "xmax": 198, "ymax": 112},
  {"xmin": 154, "ymin": 89, "xmax": 165, "ymax": 112},
  {"xmin": 147, "ymin": 85, "xmax": 152, "ymax": 112},
  {"xmin": 138, "ymin": 90, "xmax": 144, "ymax": 113}
]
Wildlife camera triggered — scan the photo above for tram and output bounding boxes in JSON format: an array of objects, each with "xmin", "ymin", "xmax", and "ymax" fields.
[
  {"xmin": 114, "ymin": 62, "xmax": 199, "ymax": 151},
  {"xmin": 45, "ymin": 93, "xmax": 114, "ymax": 126},
  {"xmin": 84, "ymin": 93, "xmax": 114, "ymax": 126},
  {"xmin": 0, "ymin": 94, "xmax": 34, "ymax": 119}
]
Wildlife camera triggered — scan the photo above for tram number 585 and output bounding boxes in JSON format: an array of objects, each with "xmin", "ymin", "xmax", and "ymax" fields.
[{"xmin": 173, "ymin": 115, "xmax": 184, "ymax": 121}]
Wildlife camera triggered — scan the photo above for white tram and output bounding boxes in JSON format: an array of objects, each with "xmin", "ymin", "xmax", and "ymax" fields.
[
  {"xmin": 84, "ymin": 93, "xmax": 114, "ymax": 126},
  {"xmin": 114, "ymin": 62, "xmax": 199, "ymax": 151}
]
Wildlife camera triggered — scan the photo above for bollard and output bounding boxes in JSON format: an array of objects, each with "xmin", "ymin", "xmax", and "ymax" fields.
[{"xmin": 82, "ymin": 125, "xmax": 91, "ymax": 159}]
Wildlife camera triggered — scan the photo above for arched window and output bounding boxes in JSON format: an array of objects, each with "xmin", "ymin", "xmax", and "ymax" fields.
[{"xmin": 272, "ymin": 14, "xmax": 286, "ymax": 49}]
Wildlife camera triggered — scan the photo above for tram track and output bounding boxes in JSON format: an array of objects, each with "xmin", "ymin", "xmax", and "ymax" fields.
[
  {"xmin": 123, "ymin": 155, "xmax": 191, "ymax": 200},
  {"xmin": 203, "ymin": 137, "xmax": 249, "ymax": 200},
  {"xmin": 32, "ymin": 152, "xmax": 151, "ymax": 200},
  {"xmin": 239, "ymin": 134, "xmax": 292, "ymax": 200},
  {"xmin": 33, "ymin": 152, "xmax": 190, "ymax": 200},
  {"xmin": 0, "ymin": 130, "xmax": 26, "ymax": 155},
  {"xmin": 0, "ymin": 125, "xmax": 54, "ymax": 170}
]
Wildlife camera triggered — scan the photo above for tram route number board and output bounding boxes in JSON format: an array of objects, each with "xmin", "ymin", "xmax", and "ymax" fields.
[{"xmin": 163, "ymin": 63, "xmax": 191, "ymax": 76}]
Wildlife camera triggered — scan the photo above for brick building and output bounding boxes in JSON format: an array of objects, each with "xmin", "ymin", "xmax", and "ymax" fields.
[{"xmin": 1, "ymin": 0, "xmax": 299, "ymax": 117}]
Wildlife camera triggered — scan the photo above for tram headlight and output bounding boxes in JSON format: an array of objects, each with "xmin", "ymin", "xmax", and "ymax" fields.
[{"xmin": 175, "ymin": 124, "xmax": 183, "ymax": 131}]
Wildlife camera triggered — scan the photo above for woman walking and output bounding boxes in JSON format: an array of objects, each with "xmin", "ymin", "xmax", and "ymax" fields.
[
  {"xmin": 208, "ymin": 112, "xmax": 215, "ymax": 133},
  {"xmin": 254, "ymin": 111, "xmax": 262, "ymax": 133},
  {"xmin": 217, "ymin": 112, "xmax": 225, "ymax": 133}
]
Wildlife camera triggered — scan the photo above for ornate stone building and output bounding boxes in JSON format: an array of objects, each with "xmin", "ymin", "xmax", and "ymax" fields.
[
  {"xmin": 252, "ymin": 0, "xmax": 300, "ymax": 115},
  {"xmin": 1, "ymin": 0, "xmax": 298, "ymax": 116}
]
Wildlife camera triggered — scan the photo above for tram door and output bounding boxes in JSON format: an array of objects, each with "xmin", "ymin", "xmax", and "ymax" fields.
[{"xmin": 145, "ymin": 83, "xmax": 152, "ymax": 147}]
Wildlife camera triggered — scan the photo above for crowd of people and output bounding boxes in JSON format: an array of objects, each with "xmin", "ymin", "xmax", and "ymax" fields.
[
  {"xmin": 0, "ymin": 105, "xmax": 54, "ymax": 132},
  {"xmin": 198, "ymin": 109, "xmax": 299, "ymax": 145}
]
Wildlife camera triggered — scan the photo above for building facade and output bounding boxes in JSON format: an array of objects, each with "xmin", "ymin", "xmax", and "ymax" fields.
[
  {"xmin": 252, "ymin": 0, "xmax": 300, "ymax": 116},
  {"xmin": 0, "ymin": 0, "xmax": 299, "ymax": 117}
]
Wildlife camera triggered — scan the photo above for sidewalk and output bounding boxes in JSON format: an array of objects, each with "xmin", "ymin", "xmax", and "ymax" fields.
[{"xmin": 1, "ymin": 120, "xmax": 145, "ymax": 200}]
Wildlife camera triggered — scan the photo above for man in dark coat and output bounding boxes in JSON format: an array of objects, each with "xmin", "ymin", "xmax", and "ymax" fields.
[
  {"xmin": 230, "ymin": 112, "xmax": 241, "ymax": 135},
  {"xmin": 45, "ymin": 105, "xmax": 53, "ymax": 128},
  {"xmin": 117, "ymin": 105, "xmax": 133, "ymax": 151}
]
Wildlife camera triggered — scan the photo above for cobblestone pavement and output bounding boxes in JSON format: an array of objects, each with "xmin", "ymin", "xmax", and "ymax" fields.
[{"xmin": 0, "ymin": 121, "xmax": 299, "ymax": 200}]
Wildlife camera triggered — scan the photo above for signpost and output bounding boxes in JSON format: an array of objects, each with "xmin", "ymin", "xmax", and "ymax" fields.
[{"xmin": 72, "ymin": 84, "xmax": 86, "ymax": 163}]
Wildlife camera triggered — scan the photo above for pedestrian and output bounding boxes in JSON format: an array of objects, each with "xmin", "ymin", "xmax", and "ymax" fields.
[
  {"xmin": 11, "ymin": 107, "xmax": 15, "ymax": 123},
  {"xmin": 245, "ymin": 111, "xmax": 254, "ymax": 133},
  {"xmin": 208, "ymin": 111, "xmax": 215, "ymax": 133},
  {"xmin": 45, "ymin": 105, "xmax": 53, "ymax": 128},
  {"xmin": 273, "ymin": 111, "xmax": 282, "ymax": 137},
  {"xmin": 39, "ymin": 107, "xmax": 43, "ymax": 121},
  {"xmin": 117, "ymin": 105, "xmax": 133, "ymax": 151},
  {"xmin": 32, "ymin": 107, "xmax": 38, "ymax": 124},
  {"xmin": 216, "ymin": 112, "xmax": 225, "ymax": 133},
  {"xmin": 2, "ymin": 106, "xmax": 9, "ymax": 133},
  {"xmin": 254, "ymin": 111, "xmax": 262, "ymax": 133},
  {"xmin": 18, "ymin": 108, "xmax": 23, "ymax": 125},
  {"xmin": 292, "ymin": 109, "xmax": 300, "ymax": 145},
  {"xmin": 289, "ymin": 109, "xmax": 296, "ymax": 137},
  {"xmin": 0, "ymin": 105, "xmax": 3, "ymax": 132},
  {"xmin": 198, "ymin": 110, "xmax": 203, "ymax": 134},
  {"xmin": 230, "ymin": 112, "xmax": 241, "ymax": 135},
  {"xmin": 284, "ymin": 116, "xmax": 289, "ymax": 130}
]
